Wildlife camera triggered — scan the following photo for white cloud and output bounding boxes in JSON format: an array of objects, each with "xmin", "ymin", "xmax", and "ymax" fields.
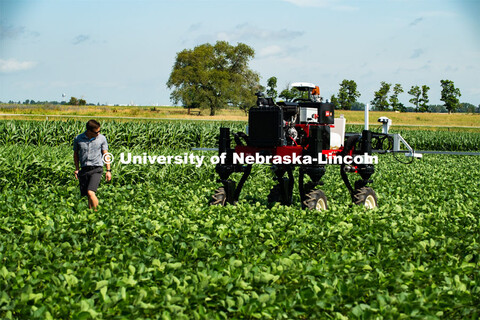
[
  {"xmin": 258, "ymin": 45, "xmax": 284, "ymax": 58},
  {"xmin": 257, "ymin": 43, "xmax": 306, "ymax": 60},
  {"xmin": 217, "ymin": 24, "xmax": 304, "ymax": 42},
  {"xmin": 0, "ymin": 59, "xmax": 37, "ymax": 73}
]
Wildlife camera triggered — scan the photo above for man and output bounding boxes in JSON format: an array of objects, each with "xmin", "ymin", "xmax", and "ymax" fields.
[{"xmin": 73, "ymin": 119, "xmax": 112, "ymax": 210}]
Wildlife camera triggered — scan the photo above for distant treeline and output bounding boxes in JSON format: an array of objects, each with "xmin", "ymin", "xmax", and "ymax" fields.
[
  {"xmin": 2, "ymin": 100, "xmax": 479, "ymax": 114},
  {"xmin": 349, "ymin": 102, "xmax": 480, "ymax": 113},
  {"xmin": 1, "ymin": 100, "xmax": 99, "ymax": 106}
]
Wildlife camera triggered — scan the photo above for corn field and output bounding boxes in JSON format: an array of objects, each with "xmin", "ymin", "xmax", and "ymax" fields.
[{"xmin": 0, "ymin": 120, "xmax": 479, "ymax": 151}]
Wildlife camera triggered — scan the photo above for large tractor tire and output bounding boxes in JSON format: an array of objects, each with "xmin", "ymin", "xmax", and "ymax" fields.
[
  {"xmin": 353, "ymin": 187, "xmax": 377, "ymax": 209},
  {"xmin": 302, "ymin": 189, "xmax": 328, "ymax": 211}
]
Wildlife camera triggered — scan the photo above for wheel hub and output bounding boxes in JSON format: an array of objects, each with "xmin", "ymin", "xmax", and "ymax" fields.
[
  {"xmin": 316, "ymin": 198, "xmax": 326, "ymax": 211},
  {"xmin": 364, "ymin": 194, "xmax": 376, "ymax": 209}
]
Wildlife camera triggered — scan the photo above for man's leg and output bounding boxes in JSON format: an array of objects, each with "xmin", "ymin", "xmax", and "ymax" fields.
[
  {"xmin": 87, "ymin": 195, "xmax": 93, "ymax": 208},
  {"xmin": 79, "ymin": 170, "xmax": 89, "ymax": 205},
  {"xmin": 86, "ymin": 167, "xmax": 103, "ymax": 210},
  {"xmin": 87, "ymin": 190, "xmax": 99, "ymax": 209}
]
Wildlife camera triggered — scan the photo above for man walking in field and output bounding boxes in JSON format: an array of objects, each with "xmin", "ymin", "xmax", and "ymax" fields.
[{"xmin": 73, "ymin": 119, "xmax": 112, "ymax": 210}]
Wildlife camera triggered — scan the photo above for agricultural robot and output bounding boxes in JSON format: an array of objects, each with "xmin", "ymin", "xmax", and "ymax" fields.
[{"xmin": 210, "ymin": 82, "xmax": 421, "ymax": 210}]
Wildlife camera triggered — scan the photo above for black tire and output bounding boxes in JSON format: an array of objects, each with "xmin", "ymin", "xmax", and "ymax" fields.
[
  {"xmin": 302, "ymin": 189, "xmax": 328, "ymax": 211},
  {"xmin": 353, "ymin": 187, "xmax": 377, "ymax": 209},
  {"xmin": 267, "ymin": 185, "xmax": 281, "ymax": 203},
  {"xmin": 210, "ymin": 187, "xmax": 227, "ymax": 206}
]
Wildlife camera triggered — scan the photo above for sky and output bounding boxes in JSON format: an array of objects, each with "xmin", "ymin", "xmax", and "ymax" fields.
[{"xmin": 1, "ymin": 0, "xmax": 479, "ymax": 107}]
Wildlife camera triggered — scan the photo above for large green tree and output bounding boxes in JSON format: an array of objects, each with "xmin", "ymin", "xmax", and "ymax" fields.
[
  {"xmin": 334, "ymin": 79, "xmax": 361, "ymax": 110},
  {"xmin": 371, "ymin": 81, "xmax": 391, "ymax": 111},
  {"xmin": 440, "ymin": 80, "xmax": 461, "ymax": 114},
  {"xmin": 167, "ymin": 41, "xmax": 260, "ymax": 116},
  {"xmin": 389, "ymin": 83, "xmax": 404, "ymax": 112},
  {"xmin": 408, "ymin": 85, "xmax": 430, "ymax": 112}
]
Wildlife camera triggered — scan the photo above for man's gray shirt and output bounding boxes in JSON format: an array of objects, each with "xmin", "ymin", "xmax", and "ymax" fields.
[{"xmin": 73, "ymin": 132, "xmax": 108, "ymax": 168}]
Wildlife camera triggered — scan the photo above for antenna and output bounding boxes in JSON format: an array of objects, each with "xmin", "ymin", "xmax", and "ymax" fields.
[{"xmin": 364, "ymin": 103, "xmax": 369, "ymax": 130}]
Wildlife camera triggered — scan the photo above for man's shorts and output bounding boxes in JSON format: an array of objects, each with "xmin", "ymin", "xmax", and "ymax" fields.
[{"xmin": 78, "ymin": 166, "xmax": 103, "ymax": 197}]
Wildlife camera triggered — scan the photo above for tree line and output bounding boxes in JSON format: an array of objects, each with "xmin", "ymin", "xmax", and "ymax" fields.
[
  {"xmin": 167, "ymin": 41, "xmax": 478, "ymax": 115},
  {"xmin": 328, "ymin": 79, "xmax": 471, "ymax": 113},
  {"xmin": 4, "ymin": 97, "xmax": 90, "ymax": 106},
  {"xmin": 268, "ymin": 78, "xmax": 472, "ymax": 113}
]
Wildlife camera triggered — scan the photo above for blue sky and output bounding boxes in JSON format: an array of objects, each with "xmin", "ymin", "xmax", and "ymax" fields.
[{"xmin": 1, "ymin": 0, "xmax": 479, "ymax": 107}]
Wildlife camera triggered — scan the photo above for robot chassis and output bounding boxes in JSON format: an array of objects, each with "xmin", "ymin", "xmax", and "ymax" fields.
[{"xmin": 210, "ymin": 83, "xmax": 420, "ymax": 210}]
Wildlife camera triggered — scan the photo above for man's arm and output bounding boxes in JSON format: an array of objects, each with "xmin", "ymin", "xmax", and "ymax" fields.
[
  {"xmin": 74, "ymin": 150, "xmax": 80, "ymax": 179},
  {"xmin": 102, "ymin": 149, "xmax": 112, "ymax": 182}
]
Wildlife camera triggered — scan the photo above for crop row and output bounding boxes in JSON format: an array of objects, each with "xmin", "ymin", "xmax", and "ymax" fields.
[
  {"xmin": 1, "ymin": 120, "xmax": 480, "ymax": 151},
  {"xmin": 1, "ymin": 145, "xmax": 479, "ymax": 318}
]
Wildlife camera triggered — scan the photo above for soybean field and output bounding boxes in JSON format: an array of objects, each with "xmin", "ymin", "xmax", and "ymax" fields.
[{"xmin": 0, "ymin": 119, "xmax": 479, "ymax": 319}]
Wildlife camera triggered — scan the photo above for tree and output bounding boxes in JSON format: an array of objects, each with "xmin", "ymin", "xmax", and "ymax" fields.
[
  {"xmin": 371, "ymin": 81, "xmax": 391, "ymax": 111},
  {"xmin": 167, "ymin": 41, "xmax": 260, "ymax": 116},
  {"xmin": 69, "ymin": 97, "xmax": 78, "ymax": 105},
  {"xmin": 351, "ymin": 101, "xmax": 366, "ymax": 111},
  {"xmin": 278, "ymin": 86, "xmax": 301, "ymax": 102},
  {"xmin": 330, "ymin": 94, "xmax": 339, "ymax": 109},
  {"xmin": 266, "ymin": 76, "xmax": 278, "ymax": 100},
  {"xmin": 408, "ymin": 86, "xmax": 421, "ymax": 112},
  {"xmin": 78, "ymin": 99, "xmax": 87, "ymax": 106},
  {"xmin": 419, "ymin": 85, "xmax": 430, "ymax": 112},
  {"xmin": 458, "ymin": 102, "xmax": 476, "ymax": 113},
  {"xmin": 440, "ymin": 80, "xmax": 461, "ymax": 114},
  {"xmin": 428, "ymin": 104, "xmax": 447, "ymax": 113},
  {"xmin": 336, "ymin": 79, "xmax": 361, "ymax": 110},
  {"xmin": 389, "ymin": 83, "xmax": 404, "ymax": 112}
]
